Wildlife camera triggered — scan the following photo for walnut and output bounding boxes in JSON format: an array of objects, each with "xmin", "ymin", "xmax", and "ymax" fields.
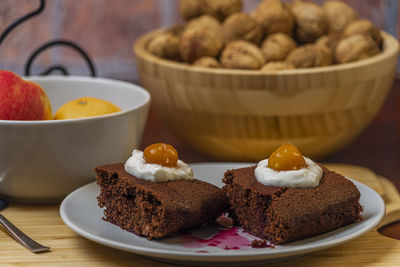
[
  {"xmin": 222, "ymin": 13, "xmax": 264, "ymax": 45},
  {"xmin": 251, "ymin": 0, "xmax": 294, "ymax": 35},
  {"xmin": 201, "ymin": 0, "xmax": 242, "ymax": 21},
  {"xmin": 287, "ymin": 44, "xmax": 332, "ymax": 68},
  {"xmin": 147, "ymin": 32, "xmax": 181, "ymax": 61},
  {"xmin": 323, "ymin": 1, "xmax": 358, "ymax": 34},
  {"xmin": 179, "ymin": 0, "xmax": 202, "ymax": 21},
  {"xmin": 185, "ymin": 15, "xmax": 222, "ymax": 36},
  {"xmin": 193, "ymin": 57, "xmax": 221, "ymax": 68},
  {"xmin": 335, "ymin": 34, "xmax": 380, "ymax": 63},
  {"xmin": 167, "ymin": 24, "xmax": 185, "ymax": 37},
  {"xmin": 261, "ymin": 33, "xmax": 297, "ymax": 62},
  {"xmin": 343, "ymin": 19, "xmax": 382, "ymax": 46},
  {"xmin": 291, "ymin": 0, "xmax": 328, "ymax": 43},
  {"xmin": 221, "ymin": 40, "xmax": 265, "ymax": 69},
  {"xmin": 315, "ymin": 34, "xmax": 341, "ymax": 57},
  {"xmin": 179, "ymin": 27, "xmax": 223, "ymax": 63},
  {"xmin": 261, "ymin": 61, "xmax": 295, "ymax": 72}
]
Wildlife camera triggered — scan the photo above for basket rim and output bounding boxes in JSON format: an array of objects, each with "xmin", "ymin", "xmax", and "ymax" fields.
[{"xmin": 133, "ymin": 29, "xmax": 399, "ymax": 76}]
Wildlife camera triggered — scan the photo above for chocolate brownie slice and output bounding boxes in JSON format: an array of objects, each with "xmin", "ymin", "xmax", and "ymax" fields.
[
  {"xmin": 222, "ymin": 165, "xmax": 362, "ymax": 244},
  {"xmin": 96, "ymin": 163, "xmax": 228, "ymax": 239}
]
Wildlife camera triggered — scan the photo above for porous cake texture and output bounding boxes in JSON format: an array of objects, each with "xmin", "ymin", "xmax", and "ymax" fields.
[
  {"xmin": 96, "ymin": 163, "xmax": 228, "ymax": 239},
  {"xmin": 222, "ymin": 165, "xmax": 363, "ymax": 244}
]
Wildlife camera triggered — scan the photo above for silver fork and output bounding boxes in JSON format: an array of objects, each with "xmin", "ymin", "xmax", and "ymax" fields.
[{"xmin": 0, "ymin": 213, "xmax": 50, "ymax": 253}]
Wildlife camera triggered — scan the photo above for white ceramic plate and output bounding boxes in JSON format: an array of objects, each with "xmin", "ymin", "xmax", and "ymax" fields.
[{"xmin": 60, "ymin": 163, "xmax": 385, "ymax": 265}]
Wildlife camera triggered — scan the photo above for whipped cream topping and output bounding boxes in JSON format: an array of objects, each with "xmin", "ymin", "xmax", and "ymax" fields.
[
  {"xmin": 124, "ymin": 150, "xmax": 194, "ymax": 182},
  {"xmin": 254, "ymin": 157, "xmax": 323, "ymax": 188}
]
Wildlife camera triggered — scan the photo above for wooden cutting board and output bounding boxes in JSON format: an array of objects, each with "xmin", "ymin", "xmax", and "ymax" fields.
[{"xmin": 0, "ymin": 164, "xmax": 399, "ymax": 267}]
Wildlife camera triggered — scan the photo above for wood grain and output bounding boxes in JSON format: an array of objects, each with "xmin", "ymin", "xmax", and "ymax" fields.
[
  {"xmin": 134, "ymin": 29, "xmax": 399, "ymax": 161},
  {"xmin": 0, "ymin": 164, "xmax": 399, "ymax": 266},
  {"xmin": 139, "ymin": 79, "xmax": 400, "ymax": 192},
  {"xmin": 379, "ymin": 176, "xmax": 400, "ymax": 227}
]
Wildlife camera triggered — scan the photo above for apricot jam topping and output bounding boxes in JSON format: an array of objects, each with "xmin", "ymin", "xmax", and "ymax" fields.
[
  {"xmin": 268, "ymin": 143, "xmax": 306, "ymax": 171},
  {"xmin": 143, "ymin": 143, "xmax": 178, "ymax": 167}
]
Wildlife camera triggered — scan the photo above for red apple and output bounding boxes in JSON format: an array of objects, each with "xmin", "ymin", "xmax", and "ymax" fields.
[{"xmin": 0, "ymin": 70, "xmax": 52, "ymax": 120}]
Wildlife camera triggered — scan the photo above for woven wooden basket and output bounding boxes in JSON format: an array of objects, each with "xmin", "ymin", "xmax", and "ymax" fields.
[{"xmin": 134, "ymin": 30, "xmax": 399, "ymax": 161}]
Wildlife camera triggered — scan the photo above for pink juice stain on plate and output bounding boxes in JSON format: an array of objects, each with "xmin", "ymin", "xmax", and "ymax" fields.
[{"xmin": 181, "ymin": 227, "xmax": 253, "ymax": 250}]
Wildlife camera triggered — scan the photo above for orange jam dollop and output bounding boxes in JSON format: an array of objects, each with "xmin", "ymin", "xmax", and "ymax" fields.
[
  {"xmin": 268, "ymin": 143, "xmax": 306, "ymax": 171},
  {"xmin": 143, "ymin": 143, "xmax": 179, "ymax": 167}
]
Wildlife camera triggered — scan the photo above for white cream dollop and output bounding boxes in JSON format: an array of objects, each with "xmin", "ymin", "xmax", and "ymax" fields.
[
  {"xmin": 124, "ymin": 150, "xmax": 194, "ymax": 182},
  {"xmin": 254, "ymin": 157, "xmax": 323, "ymax": 188}
]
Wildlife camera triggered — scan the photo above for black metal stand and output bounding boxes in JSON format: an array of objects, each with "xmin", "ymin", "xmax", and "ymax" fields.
[{"xmin": 0, "ymin": 0, "xmax": 96, "ymax": 77}]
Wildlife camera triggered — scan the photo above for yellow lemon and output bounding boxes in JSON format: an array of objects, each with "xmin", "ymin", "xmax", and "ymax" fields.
[{"xmin": 54, "ymin": 97, "xmax": 121, "ymax": 120}]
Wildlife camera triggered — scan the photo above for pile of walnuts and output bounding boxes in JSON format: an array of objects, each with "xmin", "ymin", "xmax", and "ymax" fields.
[{"xmin": 146, "ymin": 0, "xmax": 382, "ymax": 71}]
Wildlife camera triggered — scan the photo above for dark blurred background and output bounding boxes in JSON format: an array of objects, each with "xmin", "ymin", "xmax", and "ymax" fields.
[
  {"xmin": 0, "ymin": 0, "xmax": 398, "ymax": 80},
  {"xmin": 1, "ymin": 0, "xmax": 400, "ymax": 186}
]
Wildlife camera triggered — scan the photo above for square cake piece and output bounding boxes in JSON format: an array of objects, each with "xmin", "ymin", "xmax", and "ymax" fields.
[
  {"xmin": 222, "ymin": 164, "xmax": 363, "ymax": 244},
  {"xmin": 96, "ymin": 163, "xmax": 228, "ymax": 239}
]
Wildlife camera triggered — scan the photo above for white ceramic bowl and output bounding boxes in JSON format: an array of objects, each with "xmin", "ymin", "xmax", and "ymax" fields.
[{"xmin": 0, "ymin": 76, "xmax": 150, "ymax": 203}]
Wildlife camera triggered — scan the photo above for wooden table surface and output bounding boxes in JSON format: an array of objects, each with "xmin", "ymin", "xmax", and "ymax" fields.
[
  {"xmin": 0, "ymin": 165, "xmax": 399, "ymax": 266},
  {"xmin": 141, "ymin": 78, "xmax": 400, "ymax": 191}
]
